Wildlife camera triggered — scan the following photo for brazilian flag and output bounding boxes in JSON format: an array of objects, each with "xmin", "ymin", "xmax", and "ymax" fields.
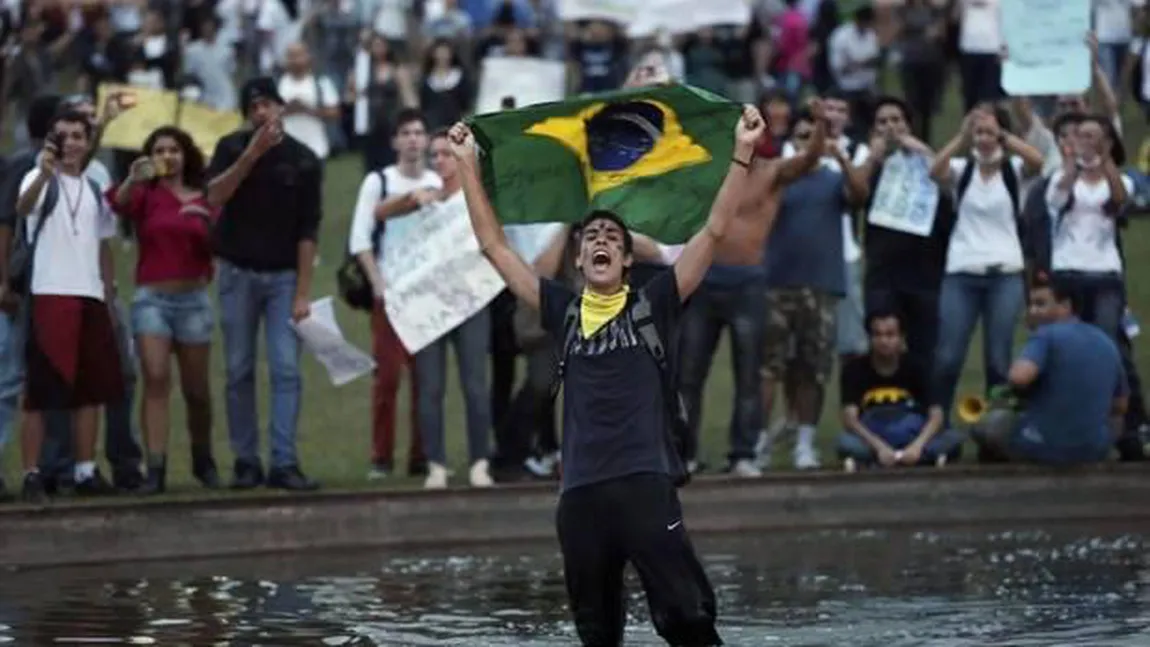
[{"xmin": 468, "ymin": 84, "xmax": 742, "ymax": 244}]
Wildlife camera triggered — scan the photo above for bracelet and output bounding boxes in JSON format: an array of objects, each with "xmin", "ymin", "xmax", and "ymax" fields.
[{"xmin": 732, "ymin": 155, "xmax": 753, "ymax": 169}]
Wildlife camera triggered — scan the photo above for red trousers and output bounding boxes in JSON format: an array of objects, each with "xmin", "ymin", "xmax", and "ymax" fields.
[{"xmin": 371, "ymin": 303, "xmax": 424, "ymax": 468}]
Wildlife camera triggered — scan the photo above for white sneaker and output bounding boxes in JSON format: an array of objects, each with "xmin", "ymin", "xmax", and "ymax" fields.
[
  {"xmin": 469, "ymin": 459, "xmax": 494, "ymax": 488},
  {"xmin": 935, "ymin": 454, "xmax": 948, "ymax": 468},
  {"xmin": 730, "ymin": 459, "xmax": 762, "ymax": 478},
  {"xmin": 424, "ymin": 463, "xmax": 449, "ymax": 489},
  {"xmin": 367, "ymin": 465, "xmax": 389, "ymax": 480},
  {"xmin": 793, "ymin": 445, "xmax": 821, "ymax": 470},
  {"xmin": 843, "ymin": 457, "xmax": 858, "ymax": 473},
  {"xmin": 524, "ymin": 452, "xmax": 558, "ymax": 477}
]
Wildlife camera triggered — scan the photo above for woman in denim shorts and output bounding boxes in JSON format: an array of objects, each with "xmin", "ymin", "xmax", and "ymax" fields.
[{"xmin": 107, "ymin": 126, "xmax": 220, "ymax": 494}]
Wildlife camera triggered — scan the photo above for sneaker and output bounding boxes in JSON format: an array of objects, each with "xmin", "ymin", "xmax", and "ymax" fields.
[
  {"xmin": 730, "ymin": 459, "xmax": 762, "ymax": 478},
  {"xmin": 793, "ymin": 445, "xmax": 821, "ymax": 470},
  {"xmin": 74, "ymin": 470, "xmax": 117, "ymax": 496},
  {"xmin": 21, "ymin": 472, "xmax": 48, "ymax": 504},
  {"xmin": 192, "ymin": 454, "xmax": 222, "ymax": 489},
  {"xmin": 367, "ymin": 464, "xmax": 390, "ymax": 480},
  {"xmin": 113, "ymin": 468, "xmax": 144, "ymax": 492},
  {"xmin": 843, "ymin": 457, "xmax": 858, "ymax": 473},
  {"xmin": 469, "ymin": 459, "xmax": 494, "ymax": 488},
  {"xmin": 424, "ymin": 463, "xmax": 449, "ymax": 490},
  {"xmin": 524, "ymin": 452, "xmax": 559, "ymax": 478},
  {"xmin": 935, "ymin": 454, "xmax": 948, "ymax": 468}
]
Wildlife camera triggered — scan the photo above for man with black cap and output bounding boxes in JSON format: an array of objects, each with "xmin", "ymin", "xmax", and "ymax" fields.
[{"xmin": 205, "ymin": 76, "xmax": 322, "ymax": 491}]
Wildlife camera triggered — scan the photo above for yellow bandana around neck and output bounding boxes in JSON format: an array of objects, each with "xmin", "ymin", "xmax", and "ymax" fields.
[{"xmin": 580, "ymin": 286, "xmax": 630, "ymax": 338}]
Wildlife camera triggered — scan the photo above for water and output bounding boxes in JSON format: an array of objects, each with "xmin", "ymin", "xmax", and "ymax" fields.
[{"xmin": 1, "ymin": 523, "xmax": 1148, "ymax": 646}]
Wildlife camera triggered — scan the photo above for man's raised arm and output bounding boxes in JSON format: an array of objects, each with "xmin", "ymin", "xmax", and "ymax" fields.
[
  {"xmin": 449, "ymin": 122, "xmax": 543, "ymax": 310},
  {"xmin": 672, "ymin": 105, "xmax": 765, "ymax": 300}
]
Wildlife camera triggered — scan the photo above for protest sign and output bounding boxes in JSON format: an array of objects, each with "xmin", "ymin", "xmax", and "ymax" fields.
[
  {"xmin": 291, "ymin": 297, "xmax": 376, "ymax": 386},
  {"xmin": 558, "ymin": 0, "xmax": 634, "ymax": 23},
  {"xmin": 629, "ymin": 0, "xmax": 751, "ymax": 37},
  {"xmin": 1001, "ymin": 0, "xmax": 1091, "ymax": 96},
  {"xmin": 476, "ymin": 56, "xmax": 567, "ymax": 115},
  {"xmin": 381, "ymin": 195, "xmax": 506, "ymax": 354},
  {"xmin": 867, "ymin": 153, "xmax": 940, "ymax": 238}
]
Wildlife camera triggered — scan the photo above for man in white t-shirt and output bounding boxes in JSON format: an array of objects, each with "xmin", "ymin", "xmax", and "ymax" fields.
[
  {"xmin": 13, "ymin": 111, "xmax": 122, "ymax": 502},
  {"xmin": 348, "ymin": 108, "xmax": 440, "ymax": 480},
  {"xmin": 278, "ymin": 41, "xmax": 341, "ymax": 161},
  {"xmin": 956, "ymin": 0, "xmax": 1004, "ymax": 111}
]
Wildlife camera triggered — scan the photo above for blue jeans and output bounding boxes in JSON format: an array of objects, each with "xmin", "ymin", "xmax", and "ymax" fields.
[
  {"xmin": 935, "ymin": 273, "xmax": 1025, "ymax": 418},
  {"xmin": 678, "ymin": 275, "xmax": 765, "ymax": 463},
  {"xmin": 1052, "ymin": 271, "xmax": 1124, "ymax": 341},
  {"xmin": 217, "ymin": 260, "xmax": 302, "ymax": 469},
  {"xmin": 0, "ymin": 310, "xmax": 26, "ymax": 452},
  {"xmin": 837, "ymin": 428, "xmax": 965, "ymax": 466},
  {"xmin": 1097, "ymin": 42, "xmax": 1129, "ymax": 92},
  {"xmin": 836, "ymin": 259, "xmax": 869, "ymax": 356},
  {"xmin": 415, "ymin": 309, "xmax": 491, "ymax": 465},
  {"xmin": 37, "ymin": 299, "xmax": 143, "ymax": 480}
]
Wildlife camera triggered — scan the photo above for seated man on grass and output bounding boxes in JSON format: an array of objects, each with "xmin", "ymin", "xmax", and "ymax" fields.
[
  {"xmin": 972, "ymin": 277, "xmax": 1127, "ymax": 465},
  {"xmin": 838, "ymin": 310, "xmax": 962, "ymax": 471}
]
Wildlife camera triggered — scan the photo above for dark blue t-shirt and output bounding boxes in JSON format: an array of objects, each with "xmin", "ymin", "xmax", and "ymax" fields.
[
  {"xmin": 1015, "ymin": 319, "xmax": 1127, "ymax": 463},
  {"xmin": 540, "ymin": 270, "xmax": 682, "ymax": 492},
  {"xmin": 762, "ymin": 167, "xmax": 847, "ymax": 295}
]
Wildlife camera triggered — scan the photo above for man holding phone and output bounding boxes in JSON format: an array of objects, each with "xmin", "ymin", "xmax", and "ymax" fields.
[{"xmin": 206, "ymin": 77, "xmax": 323, "ymax": 491}]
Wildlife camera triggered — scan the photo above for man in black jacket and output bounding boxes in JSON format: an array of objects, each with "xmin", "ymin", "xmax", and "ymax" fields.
[{"xmin": 206, "ymin": 77, "xmax": 322, "ymax": 491}]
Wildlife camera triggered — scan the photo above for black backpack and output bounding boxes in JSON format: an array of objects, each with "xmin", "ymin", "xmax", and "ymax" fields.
[
  {"xmin": 551, "ymin": 286, "xmax": 691, "ymax": 488},
  {"xmin": 336, "ymin": 170, "xmax": 386, "ymax": 312}
]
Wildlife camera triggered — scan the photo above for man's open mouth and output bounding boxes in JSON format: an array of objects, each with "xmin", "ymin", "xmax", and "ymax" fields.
[{"xmin": 591, "ymin": 250, "xmax": 611, "ymax": 267}]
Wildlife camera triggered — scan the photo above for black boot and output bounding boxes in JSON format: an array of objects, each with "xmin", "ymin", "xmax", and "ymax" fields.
[
  {"xmin": 140, "ymin": 455, "xmax": 167, "ymax": 495},
  {"xmin": 192, "ymin": 450, "xmax": 221, "ymax": 489}
]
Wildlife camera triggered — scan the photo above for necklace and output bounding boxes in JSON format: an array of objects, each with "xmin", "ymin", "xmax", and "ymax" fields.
[{"xmin": 58, "ymin": 174, "xmax": 86, "ymax": 236}]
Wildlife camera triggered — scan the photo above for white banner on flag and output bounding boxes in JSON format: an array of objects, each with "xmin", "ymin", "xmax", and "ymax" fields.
[
  {"xmin": 867, "ymin": 153, "xmax": 940, "ymax": 238},
  {"xmin": 291, "ymin": 297, "xmax": 376, "ymax": 386},
  {"xmin": 476, "ymin": 56, "xmax": 567, "ymax": 115},
  {"xmin": 381, "ymin": 195, "xmax": 506, "ymax": 353}
]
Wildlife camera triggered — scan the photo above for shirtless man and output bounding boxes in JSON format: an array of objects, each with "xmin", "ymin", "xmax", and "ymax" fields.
[{"xmin": 672, "ymin": 98, "xmax": 828, "ymax": 475}]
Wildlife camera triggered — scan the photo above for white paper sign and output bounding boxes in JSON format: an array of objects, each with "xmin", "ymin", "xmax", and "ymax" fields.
[
  {"xmin": 381, "ymin": 196, "xmax": 506, "ymax": 353},
  {"xmin": 629, "ymin": 0, "xmax": 751, "ymax": 37},
  {"xmin": 867, "ymin": 153, "xmax": 941, "ymax": 238},
  {"xmin": 504, "ymin": 223, "xmax": 566, "ymax": 264},
  {"xmin": 291, "ymin": 297, "xmax": 376, "ymax": 386},
  {"xmin": 558, "ymin": 0, "xmax": 634, "ymax": 23},
  {"xmin": 1001, "ymin": 0, "xmax": 1091, "ymax": 96},
  {"xmin": 476, "ymin": 56, "xmax": 567, "ymax": 115}
]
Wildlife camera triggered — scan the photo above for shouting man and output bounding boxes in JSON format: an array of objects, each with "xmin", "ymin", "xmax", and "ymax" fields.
[{"xmin": 446, "ymin": 105, "xmax": 765, "ymax": 646}]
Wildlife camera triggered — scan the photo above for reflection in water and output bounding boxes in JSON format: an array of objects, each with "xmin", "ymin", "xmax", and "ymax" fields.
[{"xmin": 0, "ymin": 525, "xmax": 1147, "ymax": 646}]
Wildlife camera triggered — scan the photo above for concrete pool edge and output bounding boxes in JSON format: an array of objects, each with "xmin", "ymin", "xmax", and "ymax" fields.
[{"xmin": 1, "ymin": 465, "xmax": 1147, "ymax": 569}]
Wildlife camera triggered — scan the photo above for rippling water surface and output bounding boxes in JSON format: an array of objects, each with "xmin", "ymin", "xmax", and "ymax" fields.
[{"xmin": 1, "ymin": 524, "xmax": 1147, "ymax": 646}]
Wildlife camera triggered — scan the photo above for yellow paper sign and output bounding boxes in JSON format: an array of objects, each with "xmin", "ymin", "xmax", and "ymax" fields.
[
  {"xmin": 96, "ymin": 83, "xmax": 243, "ymax": 157},
  {"xmin": 179, "ymin": 102, "xmax": 243, "ymax": 158}
]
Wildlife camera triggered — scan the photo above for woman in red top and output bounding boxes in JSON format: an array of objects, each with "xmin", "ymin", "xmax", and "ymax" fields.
[{"xmin": 108, "ymin": 126, "xmax": 219, "ymax": 495}]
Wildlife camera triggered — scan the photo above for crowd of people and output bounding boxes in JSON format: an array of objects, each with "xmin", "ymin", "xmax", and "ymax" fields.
[{"xmin": 0, "ymin": 0, "xmax": 1147, "ymax": 507}]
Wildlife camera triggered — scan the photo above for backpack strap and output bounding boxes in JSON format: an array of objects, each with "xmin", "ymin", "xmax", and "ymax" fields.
[
  {"xmin": 549, "ymin": 296, "xmax": 582, "ymax": 401},
  {"xmin": 955, "ymin": 157, "xmax": 976, "ymax": 206},
  {"xmin": 32, "ymin": 176, "xmax": 59, "ymax": 244},
  {"xmin": 370, "ymin": 169, "xmax": 387, "ymax": 257}
]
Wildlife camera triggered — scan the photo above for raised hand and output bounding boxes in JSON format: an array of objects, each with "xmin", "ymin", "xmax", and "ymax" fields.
[
  {"xmin": 128, "ymin": 156, "xmax": 155, "ymax": 183},
  {"xmin": 246, "ymin": 119, "xmax": 284, "ymax": 159},
  {"xmin": 808, "ymin": 97, "xmax": 826, "ymax": 123},
  {"xmin": 39, "ymin": 138, "xmax": 58, "ymax": 175},
  {"xmin": 448, "ymin": 122, "xmax": 477, "ymax": 164},
  {"xmin": 734, "ymin": 105, "xmax": 765, "ymax": 148}
]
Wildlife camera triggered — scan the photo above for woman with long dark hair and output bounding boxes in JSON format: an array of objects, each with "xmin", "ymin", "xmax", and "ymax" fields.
[
  {"xmin": 108, "ymin": 126, "xmax": 219, "ymax": 494},
  {"xmin": 420, "ymin": 39, "xmax": 471, "ymax": 132}
]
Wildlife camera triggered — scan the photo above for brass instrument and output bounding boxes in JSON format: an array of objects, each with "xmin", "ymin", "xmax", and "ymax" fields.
[{"xmin": 957, "ymin": 395, "xmax": 988, "ymax": 425}]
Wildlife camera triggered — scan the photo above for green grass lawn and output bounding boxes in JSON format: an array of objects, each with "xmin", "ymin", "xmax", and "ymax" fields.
[{"xmin": 3, "ymin": 77, "xmax": 1149, "ymax": 494}]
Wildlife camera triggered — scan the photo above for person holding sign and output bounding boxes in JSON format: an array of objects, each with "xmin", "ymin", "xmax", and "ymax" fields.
[
  {"xmin": 447, "ymin": 106, "xmax": 766, "ymax": 645},
  {"xmin": 929, "ymin": 106, "xmax": 1044, "ymax": 427}
]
